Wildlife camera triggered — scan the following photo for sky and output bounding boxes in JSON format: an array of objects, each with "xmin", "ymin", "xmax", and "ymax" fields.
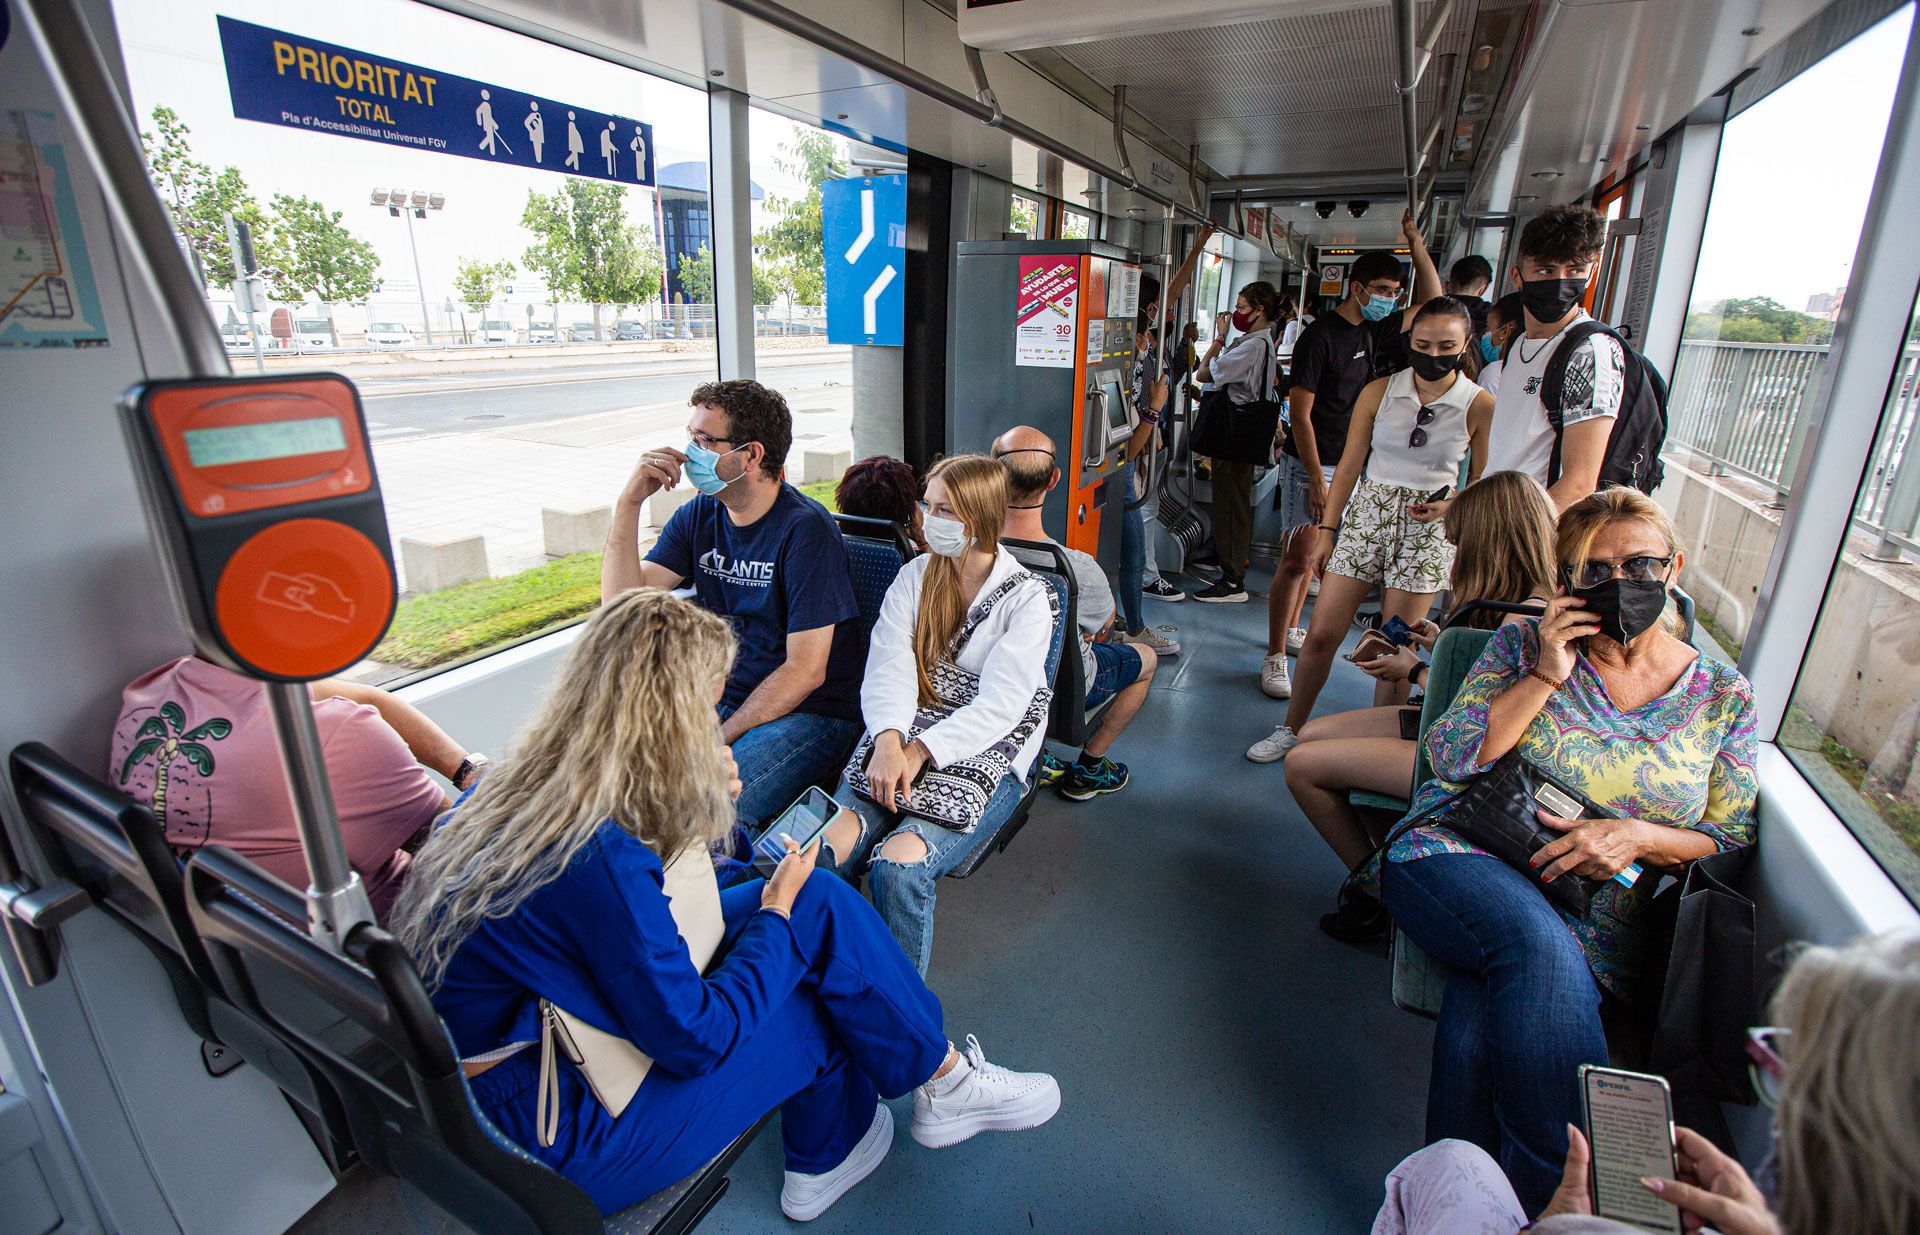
[
  {"xmin": 108, "ymin": 0, "xmax": 824, "ymax": 310},
  {"xmin": 1687, "ymin": 4, "xmax": 1914, "ymax": 311}
]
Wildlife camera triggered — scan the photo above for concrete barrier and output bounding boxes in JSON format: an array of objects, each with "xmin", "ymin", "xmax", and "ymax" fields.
[
  {"xmin": 646, "ymin": 486, "xmax": 697, "ymax": 529},
  {"xmin": 801, "ymin": 448, "xmax": 852, "ymax": 485},
  {"xmin": 543, "ymin": 504, "xmax": 612, "ymax": 558},
  {"xmin": 400, "ymin": 529, "xmax": 488, "ymax": 593}
]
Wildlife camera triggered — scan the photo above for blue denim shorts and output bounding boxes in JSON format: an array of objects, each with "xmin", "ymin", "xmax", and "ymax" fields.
[
  {"xmin": 1276, "ymin": 453, "xmax": 1338, "ymax": 532},
  {"xmin": 1085, "ymin": 640, "xmax": 1144, "ymax": 709}
]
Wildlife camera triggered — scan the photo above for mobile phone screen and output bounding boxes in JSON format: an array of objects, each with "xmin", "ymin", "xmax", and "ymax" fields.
[
  {"xmin": 752, "ymin": 786, "xmax": 839, "ymax": 867},
  {"xmin": 1381, "ymin": 616, "xmax": 1414, "ymax": 646},
  {"xmin": 1581, "ymin": 1066, "xmax": 1682, "ymax": 1233}
]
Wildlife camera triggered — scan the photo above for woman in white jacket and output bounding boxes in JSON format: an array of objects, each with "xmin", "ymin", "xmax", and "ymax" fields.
[{"xmin": 822, "ymin": 454, "xmax": 1058, "ymax": 973}]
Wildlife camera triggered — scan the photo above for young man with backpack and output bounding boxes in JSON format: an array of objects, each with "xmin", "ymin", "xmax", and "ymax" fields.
[{"xmin": 1477, "ymin": 204, "xmax": 1667, "ymax": 513}]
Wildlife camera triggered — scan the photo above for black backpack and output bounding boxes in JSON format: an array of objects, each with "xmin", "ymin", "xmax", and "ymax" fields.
[{"xmin": 1543, "ymin": 320, "xmax": 1669, "ymax": 494}]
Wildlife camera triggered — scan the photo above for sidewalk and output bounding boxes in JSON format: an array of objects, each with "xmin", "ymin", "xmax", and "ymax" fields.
[
  {"xmin": 373, "ymin": 376, "xmax": 856, "ymax": 586},
  {"xmin": 260, "ymin": 338, "xmax": 843, "ymax": 380}
]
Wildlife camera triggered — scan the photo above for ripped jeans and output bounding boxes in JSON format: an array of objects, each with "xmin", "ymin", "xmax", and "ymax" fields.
[{"xmin": 823, "ymin": 775, "xmax": 1024, "ymax": 974}]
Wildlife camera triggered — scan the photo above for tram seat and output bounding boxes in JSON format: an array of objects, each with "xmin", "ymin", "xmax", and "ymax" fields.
[
  {"xmin": 834, "ymin": 514, "xmax": 917, "ymax": 640},
  {"xmin": 948, "ymin": 567, "xmax": 1069, "ymax": 879},
  {"xmin": 6, "ymin": 741, "xmax": 357, "ymax": 1169},
  {"xmin": 1002, "ymin": 537, "xmax": 1110, "ymax": 746},
  {"xmin": 182, "ymin": 844, "xmax": 762, "ymax": 1235}
]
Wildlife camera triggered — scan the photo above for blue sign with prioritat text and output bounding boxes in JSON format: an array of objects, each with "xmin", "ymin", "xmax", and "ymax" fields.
[
  {"xmin": 216, "ymin": 16, "xmax": 654, "ymax": 187},
  {"xmin": 821, "ymin": 175, "xmax": 905, "ymax": 347}
]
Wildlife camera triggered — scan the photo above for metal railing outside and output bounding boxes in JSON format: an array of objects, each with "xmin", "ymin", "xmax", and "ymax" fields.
[{"xmin": 1665, "ymin": 338, "xmax": 1920, "ymax": 558}]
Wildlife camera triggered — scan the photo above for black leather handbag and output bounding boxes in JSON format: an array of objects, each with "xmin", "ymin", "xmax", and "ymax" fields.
[
  {"xmin": 1190, "ymin": 333, "xmax": 1280, "ymax": 466},
  {"xmin": 1387, "ymin": 749, "xmax": 1613, "ymax": 917}
]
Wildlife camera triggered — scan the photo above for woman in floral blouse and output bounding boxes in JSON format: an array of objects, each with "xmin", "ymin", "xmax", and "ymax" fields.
[{"xmin": 1381, "ymin": 487, "xmax": 1757, "ymax": 1216}]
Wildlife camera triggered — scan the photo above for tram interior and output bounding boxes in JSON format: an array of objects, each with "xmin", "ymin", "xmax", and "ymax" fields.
[{"xmin": 3, "ymin": 0, "xmax": 1920, "ymax": 1232}]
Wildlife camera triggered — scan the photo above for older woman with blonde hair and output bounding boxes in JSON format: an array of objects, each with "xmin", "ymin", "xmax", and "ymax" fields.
[
  {"xmin": 1380, "ymin": 487, "xmax": 1759, "ymax": 1214},
  {"xmin": 392, "ymin": 589, "xmax": 1058, "ymax": 1224},
  {"xmin": 1373, "ymin": 929, "xmax": 1920, "ymax": 1235}
]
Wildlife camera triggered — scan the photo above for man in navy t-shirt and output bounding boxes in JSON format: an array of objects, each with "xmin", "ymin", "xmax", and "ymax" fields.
[{"xmin": 602, "ymin": 379, "xmax": 865, "ymax": 825}]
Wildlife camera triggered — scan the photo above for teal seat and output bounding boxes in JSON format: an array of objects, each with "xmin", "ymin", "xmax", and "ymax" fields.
[{"xmin": 1349, "ymin": 788, "xmax": 1410, "ymax": 815}]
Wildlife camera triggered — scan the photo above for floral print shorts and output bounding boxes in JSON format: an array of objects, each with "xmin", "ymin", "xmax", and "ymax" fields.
[{"xmin": 1326, "ymin": 476, "xmax": 1455, "ymax": 594}]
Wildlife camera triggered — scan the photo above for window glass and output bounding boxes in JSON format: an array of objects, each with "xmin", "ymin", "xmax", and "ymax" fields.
[
  {"xmin": 1779, "ymin": 289, "xmax": 1920, "ymax": 901},
  {"xmin": 114, "ymin": 0, "xmax": 714, "ymax": 683},
  {"xmin": 1660, "ymin": 7, "xmax": 1910, "ymax": 658},
  {"xmin": 1060, "ymin": 209, "xmax": 1092, "ymax": 241},
  {"xmin": 1009, "ymin": 192, "xmax": 1041, "ymax": 238}
]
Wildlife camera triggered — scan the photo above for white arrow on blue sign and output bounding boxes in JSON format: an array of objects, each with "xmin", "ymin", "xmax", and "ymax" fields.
[{"xmin": 821, "ymin": 175, "xmax": 905, "ymax": 347}]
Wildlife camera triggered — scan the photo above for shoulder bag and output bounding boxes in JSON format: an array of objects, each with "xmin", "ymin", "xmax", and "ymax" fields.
[
  {"xmin": 1191, "ymin": 330, "xmax": 1281, "ymax": 466},
  {"xmin": 842, "ymin": 572, "xmax": 1057, "ymax": 832}
]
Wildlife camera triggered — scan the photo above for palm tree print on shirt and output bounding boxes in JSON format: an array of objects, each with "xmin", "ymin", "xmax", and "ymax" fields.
[{"xmin": 117, "ymin": 701, "xmax": 230, "ymax": 842}]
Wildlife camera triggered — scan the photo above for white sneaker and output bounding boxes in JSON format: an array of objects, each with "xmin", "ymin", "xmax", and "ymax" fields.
[
  {"xmin": 781, "ymin": 1102, "xmax": 892, "ymax": 1221},
  {"xmin": 1260, "ymin": 653, "xmax": 1292, "ymax": 699},
  {"xmin": 910, "ymin": 1035, "xmax": 1061, "ymax": 1149},
  {"xmin": 1247, "ymin": 724, "xmax": 1300, "ymax": 763},
  {"xmin": 1286, "ymin": 627, "xmax": 1307, "ymax": 655},
  {"xmin": 1128, "ymin": 626, "xmax": 1181, "ymax": 657},
  {"xmin": 1307, "ymin": 576, "xmax": 1321, "ymax": 597}
]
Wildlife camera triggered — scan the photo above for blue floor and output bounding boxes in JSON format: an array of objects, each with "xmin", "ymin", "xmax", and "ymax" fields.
[{"xmin": 702, "ymin": 565, "xmax": 1436, "ymax": 1233}]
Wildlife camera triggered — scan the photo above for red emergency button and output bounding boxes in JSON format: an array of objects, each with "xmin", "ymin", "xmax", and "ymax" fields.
[{"xmin": 214, "ymin": 518, "xmax": 395, "ymax": 678}]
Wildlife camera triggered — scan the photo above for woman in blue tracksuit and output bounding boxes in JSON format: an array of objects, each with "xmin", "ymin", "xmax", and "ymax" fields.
[{"xmin": 391, "ymin": 589, "xmax": 1060, "ymax": 1223}]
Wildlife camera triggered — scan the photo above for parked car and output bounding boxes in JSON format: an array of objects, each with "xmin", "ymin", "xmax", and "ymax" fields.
[
  {"xmin": 220, "ymin": 323, "xmax": 253, "ymax": 355},
  {"xmin": 568, "ymin": 321, "xmax": 599, "ymax": 342},
  {"xmin": 527, "ymin": 321, "xmax": 560, "ymax": 343},
  {"xmin": 366, "ymin": 322, "xmax": 417, "ymax": 347},
  {"xmin": 291, "ymin": 318, "xmax": 334, "ymax": 351},
  {"xmin": 475, "ymin": 319, "xmax": 517, "ymax": 344},
  {"xmin": 612, "ymin": 319, "xmax": 649, "ymax": 341}
]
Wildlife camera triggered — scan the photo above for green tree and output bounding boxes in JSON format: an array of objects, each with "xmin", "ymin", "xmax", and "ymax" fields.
[
  {"xmin": 679, "ymin": 244, "xmax": 715, "ymax": 304},
  {"xmin": 453, "ymin": 256, "xmax": 516, "ymax": 312},
  {"xmin": 1010, "ymin": 193, "xmax": 1039, "ymax": 237},
  {"xmin": 139, "ymin": 106, "xmax": 273, "ymax": 287},
  {"xmin": 520, "ymin": 181, "xmax": 663, "ymax": 339},
  {"xmin": 752, "ymin": 262, "xmax": 781, "ymax": 307},
  {"xmin": 753, "ymin": 128, "xmax": 846, "ymax": 314},
  {"xmin": 1684, "ymin": 295, "xmax": 1834, "ymax": 345},
  {"xmin": 265, "ymin": 194, "xmax": 379, "ymax": 325}
]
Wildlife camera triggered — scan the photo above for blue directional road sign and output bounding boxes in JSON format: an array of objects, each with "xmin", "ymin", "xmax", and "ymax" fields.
[{"xmin": 821, "ymin": 175, "xmax": 905, "ymax": 347}]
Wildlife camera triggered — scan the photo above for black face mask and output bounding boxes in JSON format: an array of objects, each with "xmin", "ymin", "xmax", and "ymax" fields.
[
  {"xmin": 1571, "ymin": 577, "xmax": 1668, "ymax": 644},
  {"xmin": 1408, "ymin": 350, "xmax": 1461, "ymax": 382},
  {"xmin": 1520, "ymin": 277, "xmax": 1587, "ymax": 323}
]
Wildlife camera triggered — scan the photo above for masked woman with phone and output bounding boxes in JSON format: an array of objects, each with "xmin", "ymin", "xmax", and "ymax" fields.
[
  {"xmin": 823, "ymin": 454, "xmax": 1058, "ymax": 974},
  {"xmin": 393, "ymin": 588, "xmax": 1059, "ymax": 1223},
  {"xmin": 1248, "ymin": 297, "xmax": 1494, "ymax": 764},
  {"xmin": 1377, "ymin": 488, "xmax": 1757, "ymax": 1215}
]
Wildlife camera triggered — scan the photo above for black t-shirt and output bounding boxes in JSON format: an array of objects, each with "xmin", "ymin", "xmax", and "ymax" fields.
[
  {"xmin": 1455, "ymin": 293, "xmax": 1491, "ymax": 338},
  {"xmin": 1284, "ymin": 312, "xmax": 1406, "ymax": 463}
]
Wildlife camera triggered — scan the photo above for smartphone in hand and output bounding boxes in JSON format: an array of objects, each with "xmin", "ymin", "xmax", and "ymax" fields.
[
  {"xmin": 1380, "ymin": 615, "xmax": 1416, "ymax": 647},
  {"xmin": 750, "ymin": 785, "xmax": 839, "ymax": 872},
  {"xmin": 1580, "ymin": 1066, "xmax": 1682, "ymax": 1234}
]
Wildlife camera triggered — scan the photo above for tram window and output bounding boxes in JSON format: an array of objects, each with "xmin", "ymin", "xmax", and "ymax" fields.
[
  {"xmin": 1779, "ymin": 287, "xmax": 1920, "ymax": 902},
  {"xmin": 1661, "ymin": 7, "xmax": 1910, "ymax": 657},
  {"xmin": 113, "ymin": 0, "xmax": 717, "ymax": 684},
  {"xmin": 1061, "ymin": 209, "xmax": 1093, "ymax": 241},
  {"xmin": 1009, "ymin": 192, "xmax": 1042, "ymax": 239}
]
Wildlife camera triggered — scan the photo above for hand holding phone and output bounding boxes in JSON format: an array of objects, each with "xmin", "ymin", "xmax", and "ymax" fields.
[
  {"xmin": 1380, "ymin": 615, "xmax": 1415, "ymax": 647},
  {"xmin": 1348, "ymin": 630, "xmax": 1398, "ymax": 663},
  {"xmin": 1580, "ymin": 1066, "xmax": 1682, "ymax": 1233},
  {"xmin": 751, "ymin": 785, "xmax": 840, "ymax": 869}
]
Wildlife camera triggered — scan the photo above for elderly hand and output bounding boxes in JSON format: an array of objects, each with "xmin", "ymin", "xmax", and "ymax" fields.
[
  {"xmin": 1531, "ymin": 813, "xmax": 1654, "ymax": 882},
  {"xmin": 1537, "ymin": 595, "xmax": 1602, "ymax": 681},
  {"xmin": 1358, "ymin": 643, "xmax": 1423, "ymax": 683}
]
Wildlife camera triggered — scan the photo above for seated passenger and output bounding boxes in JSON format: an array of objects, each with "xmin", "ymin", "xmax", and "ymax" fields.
[
  {"xmin": 821, "ymin": 455, "xmax": 1056, "ymax": 974},
  {"xmin": 602, "ymin": 380, "xmax": 867, "ymax": 825},
  {"xmin": 109, "ymin": 657, "xmax": 479, "ymax": 917},
  {"xmin": 1372, "ymin": 930, "xmax": 1920, "ymax": 1234},
  {"xmin": 992, "ymin": 425, "xmax": 1158, "ymax": 801},
  {"xmin": 1282, "ymin": 471, "xmax": 1558, "ymax": 942},
  {"xmin": 394, "ymin": 589, "xmax": 1060, "ymax": 1221},
  {"xmin": 1380, "ymin": 488, "xmax": 1757, "ymax": 1214},
  {"xmin": 836, "ymin": 454, "xmax": 927, "ymax": 554}
]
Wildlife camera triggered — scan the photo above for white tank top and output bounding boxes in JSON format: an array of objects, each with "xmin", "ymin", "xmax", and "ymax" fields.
[{"xmin": 1365, "ymin": 368, "xmax": 1480, "ymax": 490}]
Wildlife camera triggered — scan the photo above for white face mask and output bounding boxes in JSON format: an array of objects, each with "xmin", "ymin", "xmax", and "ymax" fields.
[{"xmin": 923, "ymin": 513, "xmax": 973, "ymax": 558}]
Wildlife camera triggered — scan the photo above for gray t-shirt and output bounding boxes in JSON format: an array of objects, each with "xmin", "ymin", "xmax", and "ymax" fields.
[{"xmin": 1057, "ymin": 541, "xmax": 1114, "ymax": 682}]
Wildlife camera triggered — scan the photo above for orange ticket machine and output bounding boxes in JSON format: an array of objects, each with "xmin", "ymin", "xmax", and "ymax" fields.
[{"xmin": 950, "ymin": 240, "xmax": 1143, "ymax": 563}]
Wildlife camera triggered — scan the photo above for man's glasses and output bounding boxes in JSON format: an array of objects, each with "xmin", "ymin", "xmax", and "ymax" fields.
[
  {"xmin": 1746, "ymin": 1025, "xmax": 1788, "ymax": 1107},
  {"xmin": 1408, "ymin": 405, "xmax": 1438, "ymax": 449},
  {"xmin": 688, "ymin": 431, "xmax": 738, "ymax": 450},
  {"xmin": 1564, "ymin": 555, "xmax": 1675, "ymax": 589}
]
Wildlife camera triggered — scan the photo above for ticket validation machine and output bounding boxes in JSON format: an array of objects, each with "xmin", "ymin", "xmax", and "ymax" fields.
[
  {"xmin": 120, "ymin": 373, "xmax": 396, "ymax": 946},
  {"xmin": 949, "ymin": 240, "xmax": 1143, "ymax": 562}
]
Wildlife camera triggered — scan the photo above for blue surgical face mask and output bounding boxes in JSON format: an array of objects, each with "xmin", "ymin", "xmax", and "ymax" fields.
[
  {"xmin": 1479, "ymin": 334, "xmax": 1500, "ymax": 364},
  {"xmin": 683, "ymin": 439, "xmax": 747, "ymax": 496},
  {"xmin": 1360, "ymin": 294, "xmax": 1398, "ymax": 322}
]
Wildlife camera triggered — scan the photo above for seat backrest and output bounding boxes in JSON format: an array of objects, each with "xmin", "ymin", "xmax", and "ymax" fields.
[
  {"xmin": 1411, "ymin": 627, "xmax": 1497, "ymax": 792},
  {"xmin": 1002, "ymin": 537, "xmax": 1090, "ymax": 745},
  {"xmin": 831, "ymin": 512, "xmax": 914, "ymax": 558},
  {"xmin": 840, "ymin": 533, "xmax": 906, "ymax": 639},
  {"xmin": 1668, "ymin": 584, "xmax": 1698, "ymax": 646},
  {"xmin": 183, "ymin": 845, "xmax": 605, "ymax": 1235}
]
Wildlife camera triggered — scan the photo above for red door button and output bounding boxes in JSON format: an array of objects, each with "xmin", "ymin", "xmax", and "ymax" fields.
[{"xmin": 215, "ymin": 518, "xmax": 394, "ymax": 678}]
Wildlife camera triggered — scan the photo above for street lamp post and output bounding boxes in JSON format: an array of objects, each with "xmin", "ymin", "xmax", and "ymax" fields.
[{"xmin": 372, "ymin": 187, "xmax": 445, "ymax": 345}]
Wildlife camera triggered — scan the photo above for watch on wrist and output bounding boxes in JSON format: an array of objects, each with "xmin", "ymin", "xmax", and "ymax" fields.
[{"xmin": 453, "ymin": 753, "xmax": 490, "ymax": 790}]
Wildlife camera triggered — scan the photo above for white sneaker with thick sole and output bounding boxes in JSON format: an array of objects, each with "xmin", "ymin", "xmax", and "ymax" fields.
[
  {"xmin": 781, "ymin": 1102, "xmax": 893, "ymax": 1221},
  {"xmin": 1260, "ymin": 653, "xmax": 1292, "ymax": 699},
  {"xmin": 1286, "ymin": 627, "xmax": 1307, "ymax": 656},
  {"xmin": 1247, "ymin": 724, "xmax": 1300, "ymax": 763},
  {"xmin": 1128, "ymin": 626, "xmax": 1181, "ymax": 657},
  {"xmin": 910, "ymin": 1035, "xmax": 1061, "ymax": 1150}
]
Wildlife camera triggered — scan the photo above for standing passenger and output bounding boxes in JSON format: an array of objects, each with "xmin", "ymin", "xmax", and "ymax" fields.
[
  {"xmin": 1445, "ymin": 254, "xmax": 1495, "ymax": 338},
  {"xmin": 1189, "ymin": 281, "xmax": 1287, "ymax": 603},
  {"xmin": 1472, "ymin": 292, "xmax": 1525, "ymax": 399}
]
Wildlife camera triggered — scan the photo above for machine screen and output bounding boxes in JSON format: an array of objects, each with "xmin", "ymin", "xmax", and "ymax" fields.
[
  {"xmin": 1102, "ymin": 376, "xmax": 1132, "ymax": 439},
  {"xmin": 183, "ymin": 416, "xmax": 348, "ymax": 468}
]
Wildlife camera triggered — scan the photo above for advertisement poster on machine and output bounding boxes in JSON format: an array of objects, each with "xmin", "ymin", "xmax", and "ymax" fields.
[{"xmin": 1015, "ymin": 255, "xmax": 1079, "ymax": 367}]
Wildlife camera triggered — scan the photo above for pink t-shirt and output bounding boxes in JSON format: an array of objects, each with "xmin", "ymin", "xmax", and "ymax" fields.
[{"xmin": 108, "ymin": 657, "xmax": 444, "ymax": 918}]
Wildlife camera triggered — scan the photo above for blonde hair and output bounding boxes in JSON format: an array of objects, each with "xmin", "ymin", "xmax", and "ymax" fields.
[
  {"xmin": 391, "ymin": 589, "xmax": 738, "ymax": 989},
  {"xmin": 913, "ymin": 455, "xmax": 1008, "ymax": 706},
  {"xmin": 1554, "ymin": 486, "xmax": 1684, "ymax": 636},
  {"xmin": 1771, "ymin": 930, "xmax": 1920, "ymax": 1235},
  {"xmin": 1444, "ymin": 471, "xmax": 1557, "ymax": 628}
]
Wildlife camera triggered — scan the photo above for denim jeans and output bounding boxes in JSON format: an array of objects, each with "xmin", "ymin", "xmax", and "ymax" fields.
[
  {"xmin": 823, "ymin": 774, "xmax": 1025, "ymax": 974},
  {"xmin": 721, "ymin": 706, "xmax": 863, "ymax": 827},
  {"xmin": 1381, "ymin": 852, "xmax": 1608, "ymax": 1216},
  {"xmin": 1119, "ymin": 462, "xmax": 1147, "ymax": 634}
]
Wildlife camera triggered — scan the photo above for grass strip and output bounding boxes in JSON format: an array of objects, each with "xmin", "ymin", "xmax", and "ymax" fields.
[{"xmin": 374, "ymin": 552, "xmax": 604, "ymax": 669}]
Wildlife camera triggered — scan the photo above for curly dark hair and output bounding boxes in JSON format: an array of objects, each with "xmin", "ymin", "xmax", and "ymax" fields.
[
  {"xmin": 1349, "ymin": 250, "xmax": 1405, "ymax": 290},
  {"xmin": 688, "ymin": 380, "xmax": 791, "ymax": 477},
  {"xmin": 1517, "ymin": 204, "xmax": 1606, "ymax": 267},
  {"xmin": 836, "ymin": 455, "xmax": 920, "ymax": 528}
]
